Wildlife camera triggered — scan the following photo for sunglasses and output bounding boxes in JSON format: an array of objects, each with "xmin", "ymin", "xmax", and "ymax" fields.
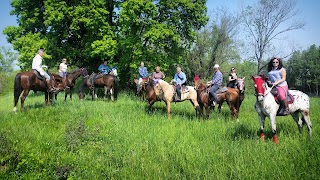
[
  {"xmin": 272, "ymin": 61, "xmax": 279, "ymax": 64},
  {"xmin": 232, "ymin": 69, "xmax": 235, "ymax": 70}
]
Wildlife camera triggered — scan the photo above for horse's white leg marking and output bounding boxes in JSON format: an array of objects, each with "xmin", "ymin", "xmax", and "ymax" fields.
[
  {"xmin": 13, "ymin": 107, "xmax": 17, "ymax": 113},
  {"xmin": 110, "ymin": 88, "xmax": 114, "ymax": 101}
]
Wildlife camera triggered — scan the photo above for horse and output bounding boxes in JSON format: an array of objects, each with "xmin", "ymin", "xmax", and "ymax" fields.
[
  {"xmin": 252, "ymin": 75, "xmax": 312, "ymax": 144},
  {"xmin": 144, "ymin": 78, "xmax": 200, "ymax": 119},
  {"xmin": 78, "ymin": 69, "xmax": 118, "ymax": 101},
  {"xmin": 194, "ymin": 76, "xmax": 240, "ymax": 121},
  {"xmin": 134, "ymin": 78, "xmax": 148, "ymax": 100},
  {"xmin": 13, "ymin": 71, "xmax": 58, "ymax": 112},
  {"xmin": 216, "ymin": 77, "xmax": 246, "ymax": 116},
  {"xmin": 53, "ymin": 68, "xmax": 88, "ymax": 101}
]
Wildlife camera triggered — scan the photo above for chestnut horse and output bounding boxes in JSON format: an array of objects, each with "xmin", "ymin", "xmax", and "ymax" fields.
[
  {"xmin": 216, "ymin": 77, "xmax": 245, "ymax": 116},
  {"xmin": 78, "ymin": 72, "xmax": 118, "ymax": 101},
  {"xmin": 194, "ymin": 76, "xmax": 240, "ymax": 121},
  {"xmin": 53, "ymin": 68, "xmax": 88, "ymax": 101},
  {"xmin": 252, "ymin": 75, "xmax": 312, "ymax": 144},
  {"xmin": 13, "ymin": 71, "xmax": 57, "ymax": 112},
  {"xmin": 143, "ymin": 78, "xmax": 200, "ymax": 119}
]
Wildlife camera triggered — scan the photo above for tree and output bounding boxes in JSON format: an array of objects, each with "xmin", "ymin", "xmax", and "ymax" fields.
[
  {"xmin": 186, "ymin": 7, "xmax": 241, "ymax": 80},
  {"xmin": 4, "ymin": 0, "xmax": 208, "ymax": 85},
  {"xmin": 0, "ymin": 46, "xmax": 18, "ymax": 74},
  {"xmin": 242, "ymin": 0, "xmax": 305, "ymax": 74}
]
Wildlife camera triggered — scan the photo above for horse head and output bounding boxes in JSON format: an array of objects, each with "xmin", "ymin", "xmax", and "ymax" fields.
[
  {"xmin": 81, "ymin": 68, "xmax": 89, "ymax": 78},
  {"xmin": 109, "ymin": 67, "xmax": 118, "ymax": 77},
  {"xmin": 193, "ymin": 75, "xmax": 206, "ymax": 92},
  {"xmin": 252, "ymin": 75, "xmax": 270, "ymax": 102},
  {"xmin": 237, "ymin": 77, "xmax": 245, "ymax": 93}
]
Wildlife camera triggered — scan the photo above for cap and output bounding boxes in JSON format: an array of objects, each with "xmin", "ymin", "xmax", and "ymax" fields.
[{"xmin": 214, "ymin": 64, "xmax": 220, "ymax": 68}]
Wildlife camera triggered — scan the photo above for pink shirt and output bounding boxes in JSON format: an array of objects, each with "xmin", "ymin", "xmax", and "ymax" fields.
[{"xmin": 153, "ymin": 71, "xmax": 164, "ymax": 79}]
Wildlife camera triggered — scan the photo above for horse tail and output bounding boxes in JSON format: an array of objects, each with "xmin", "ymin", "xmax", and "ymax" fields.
[
  {"xmin": 14, "ymin": 73, "xmax": 22, "ymax": 109},
  {"xmin": 113, "ymin": 76, "xmax": 118, "ymax": 100}
]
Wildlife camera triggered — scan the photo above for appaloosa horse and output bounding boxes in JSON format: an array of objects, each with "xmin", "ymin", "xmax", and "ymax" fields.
[
  {"xmin": 252, "ymin": 75, "xmax": 312, "ymax": 144},
  {"xmin": 53, "ymin": 68, "xmax": 88, "ymax": 101},
  {"xmin": 144, "ymin": 78, "xmax": 200, "ymax": 119},
  {"xmin": 13, "ymin": 71, "xmax": 58, "ymax": 112}
]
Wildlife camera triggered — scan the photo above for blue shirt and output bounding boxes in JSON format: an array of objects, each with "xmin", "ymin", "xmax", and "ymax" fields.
[
  {"xmin": 138, "ymin": 66, "xmax": 148, "ymax": 78},
  {"xmin": 98, "ymin": 64, "xmax": 110, "ymax": 74},
  {"xmin": 174, "ymin": 72, "xmax": 187, "ymax": 85},
  {"xmin": 211, "ymin": 70, "xmax": 223, "ymax": 86}
]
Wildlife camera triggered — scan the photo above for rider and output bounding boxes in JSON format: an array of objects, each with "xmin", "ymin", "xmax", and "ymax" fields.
[
  {"xmin": 59, "ymin": 58, "xmax": 69, "ymax": 89},
  {"xmin": 153, "ymin": 66, "xmax": 165, "ymax": 81},
  {"xmin": 173, "ymin": 67, "xmax": 187, "ymax": 101},
  {"xmin": 267, "ymin": 57, "xmax": 290, "ymax": 115},
  {"xmin": 227, "ymin": 67, "xmax": 237, "ymax": 88},
  {"xmin": 207, "ymin": 64, "xmax": 223, "ymax": 107},
  {"xmin": 137, "ymin": 61, "xmax": 149, "ymax": 91},
  {"xmin": 98, "ymin": 60, "xmax": 110, "ymax": 74},
  {"xmin": 32, "ymin": 48, "xmax": 55, "ymax": 92}
]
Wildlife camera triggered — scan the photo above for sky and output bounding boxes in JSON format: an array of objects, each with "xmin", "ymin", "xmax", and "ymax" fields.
[{"xmin": 1, "ymin": 0, "xmax": 320, "ymax": 59}]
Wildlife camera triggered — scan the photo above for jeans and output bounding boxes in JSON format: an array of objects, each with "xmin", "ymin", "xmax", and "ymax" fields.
[{"xmin": 209, "ymin": 84, "xmax": 220, "ymax": 101}]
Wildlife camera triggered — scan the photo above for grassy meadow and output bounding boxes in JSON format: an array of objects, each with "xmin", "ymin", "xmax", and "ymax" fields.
[{"xmin": 0, "ymin": 88, "xmax": 320, "ymax": 179}]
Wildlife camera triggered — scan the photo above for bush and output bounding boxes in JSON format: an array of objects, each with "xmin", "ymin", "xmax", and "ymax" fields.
[{"xmin": 0, "ymin": 72, "xmax": 15, "ymax": 95}]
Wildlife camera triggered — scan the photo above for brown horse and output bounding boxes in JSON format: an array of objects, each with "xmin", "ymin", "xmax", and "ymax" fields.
[
  {"xmin": 144, "ymin": 78, "xmax": 200, "ymax": 119},
  {"xmin": 53, "ymin": 68, "xmax": 88, "ymax": 101},
  {"xmin": 78, "ymin": 73, "xmax": 118, "ymax": 101},
  {"xmin": 194, "ymin": 76, "xmax": 240, "ymax": 121},
  {"xmin": 13, "ymin": 71, "xmax": 58, "ymax": 112}
]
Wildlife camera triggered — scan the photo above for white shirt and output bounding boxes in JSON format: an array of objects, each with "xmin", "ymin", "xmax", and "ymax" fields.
[
  {"xmin": 59, "ymin": 63, "xmax": 68, "ymax": 73},
  {"xmin": 32, "ymin": 54, "xmax": 45, "ymax": 74}
]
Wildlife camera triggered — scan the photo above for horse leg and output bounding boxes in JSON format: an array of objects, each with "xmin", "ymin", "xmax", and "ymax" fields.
[
  {"xmin": 300, "ymin": 109, "xmax": 312, "ymax": 140},
  {"xmin": 110, "ymin": 88, "xmax": 114, "ymax": 101},
  {"xmin": 255, "ymin": 103, "xmax": 266, "ymax": 142},
  {"xmin": 45, "ymin": 92, "xmax": 49, "ymax": 105},
  {"xmin": 291, "ymin": 111, "xmax": 304, "ymax": 134},
  {"xmin": 269, "ymin": 115, "xmax": 278, "ymax": 144},
  {"xmin": 69, "ymin": 87, "xmax": 73, "ymax": 100},
  {"xmin": 166, "ymin": 101, "xmax": 171, "ymax": 119},
  {"xmin": 204, "ymin": 103, "xmax": 210, "ymax": 119},
  {"xmin": 14, "ymin": 89, "xmax": 22, "ymax": 113},
  {"xmin": 20, "ymin": 90, "xmax": 30, "ymax": 112},
  {"xmin": 218, "ymin": 102, "xmax": 223, "ymax": 113}
]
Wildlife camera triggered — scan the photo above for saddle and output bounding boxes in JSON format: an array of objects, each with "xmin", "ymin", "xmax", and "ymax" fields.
[
  {"xmin": 32, "ymin": 70, "xmax": 45, "ymax": 80},
  {"xmin": 216, "ymin": 87, "xmax": 228, "ymax": 94},
  {"xmin": 271, "ymin": 88, "xmax": 295, "ymax": 104}
]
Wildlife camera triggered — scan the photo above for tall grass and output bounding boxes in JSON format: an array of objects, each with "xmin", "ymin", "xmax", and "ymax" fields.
[{"xmin": 0, "ymin": 90, "xmax": 319, "ymax": 179}]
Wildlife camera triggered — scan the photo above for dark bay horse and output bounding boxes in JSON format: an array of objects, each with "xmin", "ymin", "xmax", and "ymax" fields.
[
  {"xmin": 13, "ymin": 71, "xmax": 57, "ymax": 112},
  {"xmin": 194, "ymin": 76, "xmax": 240, "ymax": 121},
  {"xmin": 53, "ymin": 68, "xmax": 88, "ymax": 101},
  {"xmin": 78, "ymin": 73, "xmax": 118, "ymax": 101}
]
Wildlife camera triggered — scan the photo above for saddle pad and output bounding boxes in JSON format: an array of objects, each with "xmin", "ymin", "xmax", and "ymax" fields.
[{"xmin": 216, "ymin": 87, "xmax": 228, "ymax": 94}]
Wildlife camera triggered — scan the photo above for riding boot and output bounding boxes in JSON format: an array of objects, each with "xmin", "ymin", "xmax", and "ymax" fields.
[
  {"xmin": 176, "ymin": 90, "xmax": 181, "ymax": 101},
  {"xmin": 46, "ymin": 79, "xmax": 54, "ymax": 92},
  {"xmin": 282, "ymin": 98, "xmax": 290, "ymax": 115}
]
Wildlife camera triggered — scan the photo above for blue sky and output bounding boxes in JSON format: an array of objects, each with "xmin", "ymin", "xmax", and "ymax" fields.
[{"xmin": 1, "ymin": 0, "xmax": 319, "ymax": 55}]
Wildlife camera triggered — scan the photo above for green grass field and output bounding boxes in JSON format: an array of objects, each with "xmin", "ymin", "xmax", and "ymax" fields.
[{"xmin": 0, "ymin": 90, "xmax": 319, "ymax": 179}]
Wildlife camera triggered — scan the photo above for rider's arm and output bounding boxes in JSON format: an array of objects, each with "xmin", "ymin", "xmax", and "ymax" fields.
[{"xmin": 98, "ymin": 64, "xmax": 105, "ymax": 72}]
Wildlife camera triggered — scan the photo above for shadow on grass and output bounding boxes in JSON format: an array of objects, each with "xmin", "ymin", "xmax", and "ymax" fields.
[
  {"xmin": 228, "ymin": 123, "xmax": 258, "ymax": 140},
  {"xmin": 145, "ymin": 103, "xmax": 199, "ymax": 120}
]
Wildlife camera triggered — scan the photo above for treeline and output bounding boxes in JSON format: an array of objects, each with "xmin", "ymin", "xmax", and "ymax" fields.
[{"xmin": 286, "ymin": 44, "xmax": 320, "ymax": 95}]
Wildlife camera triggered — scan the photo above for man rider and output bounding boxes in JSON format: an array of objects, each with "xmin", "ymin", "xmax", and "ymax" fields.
[{"xmin": 32, "ymin": 48, "xmax": 56, "ymax": 92}]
